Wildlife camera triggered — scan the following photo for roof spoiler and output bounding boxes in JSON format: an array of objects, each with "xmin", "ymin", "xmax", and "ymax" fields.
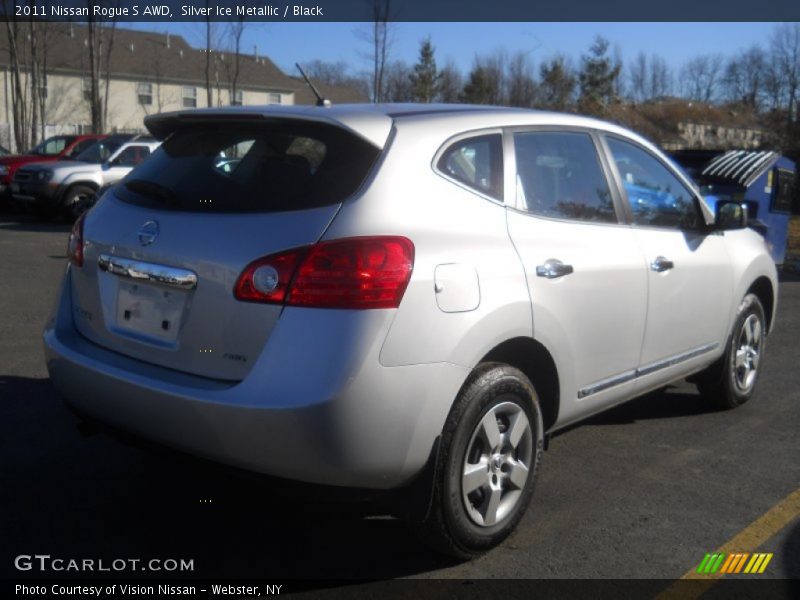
[
  {"xmin": 144, "ymin": 111, "xmax": 272, "ymax": 141},
  {"xmin": 144, "ymin": 108, "xmax": 392, "ymax": 149}
]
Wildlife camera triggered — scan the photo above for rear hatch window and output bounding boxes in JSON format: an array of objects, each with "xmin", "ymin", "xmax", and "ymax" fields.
[{"xmin": 116, "ymin": 122, "xmax": 381, "ymax": 213}]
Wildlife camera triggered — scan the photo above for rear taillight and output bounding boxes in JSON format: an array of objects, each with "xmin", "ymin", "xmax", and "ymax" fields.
[
  {"xmin": 67, "ymin": 213, "xmax": 86, "ymax": 267},
  {"xmin": 234, "ymin": 236, "xmax": 414, "ymax": 310}
]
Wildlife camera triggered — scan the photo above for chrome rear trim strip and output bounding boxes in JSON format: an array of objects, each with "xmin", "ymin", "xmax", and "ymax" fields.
[
  {"xmin": 577, "ymin": 370, "xmax": 637, "ymax": 399},
  {"xmin": 578, "ymin": 342, "xmax": 719, "ymax": 399},
  {"xmin": 98, "ymin": 254, "xmax": 198, "ymax": 290}
]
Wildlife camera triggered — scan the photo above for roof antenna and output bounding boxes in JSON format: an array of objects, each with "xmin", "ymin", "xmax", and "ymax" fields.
[{"xmin": 295, "ymin": 63, "xmax": 330, "ymax": 107}]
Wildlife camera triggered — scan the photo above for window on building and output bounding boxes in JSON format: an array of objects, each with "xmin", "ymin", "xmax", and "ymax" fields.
[
  {"xmin": 137, "ymin": 82, "xmax": 153, "ymax": 106},
  {"xmin": 268, "ymin": 92, "xmax": 282, "ymax": 105},
  {"xmin": 514, "ymin": 131, "xmax": 616, "ymax": 223},
  {"xmin": 183, "ymin": 86, "xmax": 197, "ymax": 108},
  {"xmin": 231, "ymin": 90, "xmax": 243, "ymax": 106},
  {"xmin": 82, "ymin": 78, "xmax": 92, "ymax": 101},
  {"xmin": 39, "ymin": 75, "xmax": 48, "ymax": 100}
]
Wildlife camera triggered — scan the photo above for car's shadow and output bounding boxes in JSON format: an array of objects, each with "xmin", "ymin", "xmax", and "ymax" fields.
[
  {"xmin": 0, "ymin": 375, "xmax": 456, "ymax": 582},
  {"xmin": 0, "ymin": 375, "xmax": 735, "ymax": 583},
  {"xmin": 0, "ymin": 214, "xmax": 71, "ymax": 233}
]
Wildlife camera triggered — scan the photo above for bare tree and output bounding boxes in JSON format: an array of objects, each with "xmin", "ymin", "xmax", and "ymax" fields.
[
  {"xmin": 303, "ymin": 60, "xmax": 352, "ymax": 85},
  {"xmin": 84, "ymin": 2, "xmax": 118, "ymax": 133},
  {"xmin": 722, "ymin": 46, "xmax": 765, "ymax": 109},
  {"xmin": 384, "ymin": 60, "xmax": 413, "ymax": 102},
  {"xmin": 769, "ymin": 23, "xmax": 800, "ymax": 124},
  {"xmin": 205, "ymin": 14, "xmax": 214, "ymax": 107},
  {"xmin": 222, "ymin": 19, "xmax": 246, "ymax": 105},
  {"xmin": 629, "ymin": 52, "xmax": 648, "ymax": 102},
  {"xmin": 680, "ymin": 54, "xmax": 724, "ymax": 103},
  {"xmin": 437, "ymin": 59, "xmax": 462, "ymax": 103},
  {"xmin": 359, "ymin": 0, "xmax": 393, "ymax": 103},
  {"xmin": 506, "ymin": 52, "xmax": 536, "ymax": 108},
  {"xmin": 3, "ymin": 15, "xmax": 30, "ymax": 151},
  {"xmin": 648, "ymin": 55, "xmax": 672, "ymax": 99}
]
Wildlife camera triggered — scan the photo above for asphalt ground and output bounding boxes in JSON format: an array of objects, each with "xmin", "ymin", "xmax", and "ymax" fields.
[{"xmin": 1, "ymin": 212, "xmax": 798, "ymax": 592}]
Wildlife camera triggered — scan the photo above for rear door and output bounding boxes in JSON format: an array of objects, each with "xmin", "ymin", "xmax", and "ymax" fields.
[
  {"xmin": 602, "ymin": 135, "xmax": 734, "ymax": 388},
  {"xmin": 70, "ymin": 120, "xmax": 382, "ymax": 381},
  {"xmin": 505, "ymin": 129, "xmax": 648, "ymax": 422}
]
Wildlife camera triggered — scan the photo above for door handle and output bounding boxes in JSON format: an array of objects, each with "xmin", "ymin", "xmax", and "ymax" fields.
[
  {"xmin": 650, "ymin": 256, "xmax": 675, "ymax": 272},
  {"xmin": 536, "ymin": 259, "xmax": 574, "ymax": 279}
]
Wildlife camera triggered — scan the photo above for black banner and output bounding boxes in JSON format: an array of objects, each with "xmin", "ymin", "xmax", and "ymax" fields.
[
  {"xmin": 4, "ymin": 578, "xmax": 800, "ymax": 599},
  {"xmin": 1, "ymin": 0, "xmax": 800, "ymax": 22}
]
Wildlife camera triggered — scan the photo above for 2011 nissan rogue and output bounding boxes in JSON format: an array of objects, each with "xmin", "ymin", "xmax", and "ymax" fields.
[{"xmin": 44, "ymin": 104, "xmax": 778, "ymax": 557}]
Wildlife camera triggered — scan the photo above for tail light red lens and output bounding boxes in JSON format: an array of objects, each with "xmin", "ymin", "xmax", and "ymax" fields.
[
  {"xmin": 234, "ymin": 236, "xmax": 414, "ymax": 310},
  {"xmin": 67, "ymin": 213, "xmax": 86, "ymax": 267},
  {"xmin": 234, "ymin": 248, "xmax": 306, "ymax": 304}
]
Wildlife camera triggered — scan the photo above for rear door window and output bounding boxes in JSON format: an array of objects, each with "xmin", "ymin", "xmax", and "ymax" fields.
[
  {"xmin": 116, "ymin": 122, "xmax": 380, "ymax": 213},
  {"xmin": 113, "ymin": 145, "xmax": 152, "ymax": 167},
  {"xmin": 514, "ymin": 131, "xmax": 617, "ymax": 223},
  {"xmin": 437, "ymin": 134, "xmax": 503, "ymax": 200}
]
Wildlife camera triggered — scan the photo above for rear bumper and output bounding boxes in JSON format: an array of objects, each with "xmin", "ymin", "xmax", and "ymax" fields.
[{"xmin": 44, "ymin": 267, "xmax": 469, "ymax": 490}]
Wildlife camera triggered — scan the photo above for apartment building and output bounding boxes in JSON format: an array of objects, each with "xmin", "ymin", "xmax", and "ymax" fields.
[{"xmin": 0, "ymin": 24, "xmax": 365, "ymax": 151}]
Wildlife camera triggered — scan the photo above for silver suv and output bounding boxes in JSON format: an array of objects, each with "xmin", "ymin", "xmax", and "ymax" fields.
[
  {"xmin": 44, "ymin": 104, "xmax": 778, "ymax": 557},
  {"xmin": 13, "ymin": 134, "xmax": 160, "ymax": 218}
]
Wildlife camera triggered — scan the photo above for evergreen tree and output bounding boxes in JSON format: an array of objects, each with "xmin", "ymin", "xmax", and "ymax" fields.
[
  {"xmin": 578, "ymin": 36, "xmax": 621, "ymax": 113},
  {"xmin": 538, "ymin": 56, "xmax": 576, "ymax": 110},
  {"xmin": 460, "ymin": 66, "xmax": 494, "ymax": 104},
  {"xmin": 409, "ymin": 38, "xmax": 441, "ymax": 103}
]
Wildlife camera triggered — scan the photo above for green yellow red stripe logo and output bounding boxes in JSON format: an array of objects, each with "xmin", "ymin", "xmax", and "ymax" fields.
[{"xmin": 696, "ymin": 552, "xmax": 773, "ymax": 574}]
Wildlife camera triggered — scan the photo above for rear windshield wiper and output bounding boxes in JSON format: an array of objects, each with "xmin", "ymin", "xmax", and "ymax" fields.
[{"xmin": 124, "ymin": 179, "xmax": 181, "ymax": 207}]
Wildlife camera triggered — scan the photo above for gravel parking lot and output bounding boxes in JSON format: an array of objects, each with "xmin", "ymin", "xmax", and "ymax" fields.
[{"xmin": 1, "ymin": 212, "xmax": 799, "ymax": 585}]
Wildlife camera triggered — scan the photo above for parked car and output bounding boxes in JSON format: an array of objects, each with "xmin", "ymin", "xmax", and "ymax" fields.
[
  {"xmin": 44, "ymin": 104, "xmax": 778, "ymax": 558},
  {"xmin": 11, "ymin": 134, "xmax": 159, "ymax": 219},
  {"xmin": 0, "ymin": 134, "xmax": 106, "ymax": 200}
]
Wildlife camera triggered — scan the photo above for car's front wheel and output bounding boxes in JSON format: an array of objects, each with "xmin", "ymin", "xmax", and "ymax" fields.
[
  {"xmin": 697, "ymin": 293, "xmax": 767, "ymax": 410},
  {"xmin": 62, "ymin": 184, "xmax": 95, "ymax": 221},
  {"xmin": 416, "ymin": 363, "xmax": 544, "ymax": 558}
]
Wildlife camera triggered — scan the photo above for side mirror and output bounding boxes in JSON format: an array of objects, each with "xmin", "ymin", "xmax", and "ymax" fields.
[{"xmin": 715, "ymin": 200, "xmax": 748, "ymax": 230}]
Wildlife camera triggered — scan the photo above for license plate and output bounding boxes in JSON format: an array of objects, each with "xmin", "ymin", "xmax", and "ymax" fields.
[{"xmin": 115, "ymin": 281, "xmax": 186, "ymax": 343}]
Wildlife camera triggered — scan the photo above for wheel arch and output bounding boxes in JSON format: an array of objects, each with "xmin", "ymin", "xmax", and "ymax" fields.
[
  {"xmin": 58, "ymin": 180, "xmax": 99, "ymax": 206},
  {"xmin": 478, "ymin": 336, "xmax": 560, "ymax": 432},
  {"xmin": 746, "ymin": 276, "xmax": 775, "ymax": 334}
]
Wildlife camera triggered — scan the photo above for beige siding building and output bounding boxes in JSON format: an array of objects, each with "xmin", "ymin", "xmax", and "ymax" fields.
[{"xmin": 0, "ymin": 24, "xmax": 365, "ymax": 151}]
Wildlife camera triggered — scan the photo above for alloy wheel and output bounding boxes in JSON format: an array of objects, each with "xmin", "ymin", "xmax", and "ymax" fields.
[{"xmin": 461, "ymin": 400, "xmax": 533, "ymax": 527}]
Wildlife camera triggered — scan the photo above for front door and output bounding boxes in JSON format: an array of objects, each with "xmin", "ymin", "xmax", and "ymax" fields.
[{"xmin": 603, "ymin": 135, "xmax": 734, "ymax": 389}]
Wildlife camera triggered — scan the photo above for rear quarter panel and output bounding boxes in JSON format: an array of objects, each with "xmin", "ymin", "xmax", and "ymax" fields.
[{"xmin": 323, "ymin": 120, "xmax": 533, "ymax": 371}]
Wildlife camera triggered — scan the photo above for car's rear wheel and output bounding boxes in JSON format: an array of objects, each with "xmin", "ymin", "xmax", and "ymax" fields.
[
  {"xmin": 697, "ymin": 293, "xmax": 766, "ymax": 410},
  {"xmin": 415, "ymin": 363, "xmax": 544, "ymax": 558}
]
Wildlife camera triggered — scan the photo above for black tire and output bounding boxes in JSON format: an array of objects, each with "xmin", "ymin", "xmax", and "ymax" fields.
[
  {"xmin": 62, "ymin": 184, "xmax": 95, "ymax": 221},
  {"xmin": 415, "ymin": 363, "xmax": 544, "ymax": 558},
  {"xmin": 697, "ymin": 293, "xmax": 767, "ymax": 410}
]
